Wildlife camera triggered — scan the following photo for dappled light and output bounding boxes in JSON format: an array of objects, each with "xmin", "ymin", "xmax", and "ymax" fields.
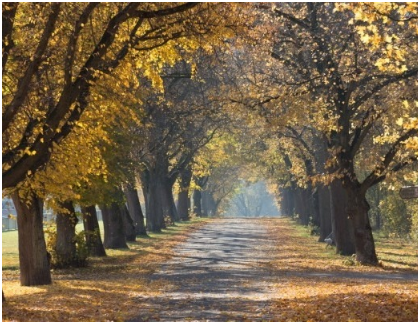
[{"xmin": 2, "ymin": 2, "xmax": 418, "ymax": 321}]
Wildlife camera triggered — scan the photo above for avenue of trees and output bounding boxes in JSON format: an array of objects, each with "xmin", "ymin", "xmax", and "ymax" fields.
[{"xmin": 2, "ymin": 2, "xmax": 417, "ymax": 292}]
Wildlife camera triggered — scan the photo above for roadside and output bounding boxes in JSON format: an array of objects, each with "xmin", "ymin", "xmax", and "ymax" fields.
[
  {"xmin": 2, "ymin": 218, "xmax": 210, "ymax": 322},
  {"xmin": 2, "ymin": 217, "xmax": 417, "ymax": 321},
  {"xmin": 265, "ymin": 217, "xmax": 418, "ymax": 321}
]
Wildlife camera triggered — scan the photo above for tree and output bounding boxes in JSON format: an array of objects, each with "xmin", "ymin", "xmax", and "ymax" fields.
[
  {"xmin": 3, "ymin": 3, "xmax": 253, "ymax": 285},
  {"xmin": 255, "ymin": 3, "xmax": 417, "ymax": 263}
]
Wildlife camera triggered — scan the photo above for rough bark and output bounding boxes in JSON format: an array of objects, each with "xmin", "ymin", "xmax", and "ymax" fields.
[
  {"xmin": 12, "ymin": 190, "xmax": 51, "ymax": 286},
  {"xmin": 347, "ymin": 188, "xmax": 379, "ymax": 265},
  {"xmin": 177, "ymin": 166, "xmax": 192, "ymax": 220},
  {"xmin": 294, "ymin": 187, "xmax": 310, "ymax": 225},
  {"xmin": 330, "ymin": 179, "xmax": 355, "ymax": 255},
  {"xmin": 121, "ymin": 204, "xmax": 136, "ymax": 242},
  {"xmin": 317, "ymin": 185, "xmax": 332, "ymax": 242},
  {"xmin": 177, "ymin": 189, "xmax": 190, "ymax": 221},
  {"xmin": 311, "ymin": 188, "xmax": 320, "ymax": 228},
  {"xmin": 193, "ymin": 189, "xmax": 203, "ymax": 217},
  {"xmin": 314, "ymin": 136, "xmax": 333, "ymax": 241},
  {"xmin": 81, "ymin": 205, "xmax": 106, "ymax": 257},
  {"xmin": 124, "ymin": 184, "xmax": 147, "ymax": 236},
  {"xmin": 161, "ymin": 176, "xmax": 179, "ymax": 223},
  {"xmin": 146, "ymin": 176, "xmax": 165, "ymax": 232},
  {"xmin": 100, "ymin": 203, "xmax": 128, "ymax": 249},
  {"xmin": 55, "ymin": 201, "xmax": 78, "ymax": 267}
]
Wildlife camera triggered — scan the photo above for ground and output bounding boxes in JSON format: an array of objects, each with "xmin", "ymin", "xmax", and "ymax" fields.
[{"xmin": 2, "ymin": 217, "xmax": 418, "ymax": 321}]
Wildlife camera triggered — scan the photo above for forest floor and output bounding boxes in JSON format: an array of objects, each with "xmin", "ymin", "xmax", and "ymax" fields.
[{"xmin": 2, "ymin": 217, "xmax": 418, "ymax": 321}]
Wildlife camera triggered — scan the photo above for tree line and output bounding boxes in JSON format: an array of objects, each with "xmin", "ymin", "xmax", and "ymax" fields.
[{"xmin": 2, "ymin": 2, "xmax": 418, "ymax": 292}]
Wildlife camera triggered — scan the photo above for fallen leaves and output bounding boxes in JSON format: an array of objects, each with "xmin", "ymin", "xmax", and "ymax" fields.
[
  {"xmin": 2, "ymin": 219, "xmax": 211, "ymax": 322},
  {"xmin": 264, "ymin": 217, "xmax": 418, "ymax": 322},
  {"xmin": 3, "ymin": 217, "xmax": 417, "ymax": 321}
]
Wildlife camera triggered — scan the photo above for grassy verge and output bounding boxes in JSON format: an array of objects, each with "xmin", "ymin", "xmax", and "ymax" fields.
[
  {"xmin": 284, "ymin": 217, "xmax": 418, "ymax": 271},
  {"xmin": 2, "ymin": 218, "xmax": 211, "ymax": 322},
  {"xmin": 264, "ymin": 217, "xmax": 418, "ymax": 322}
]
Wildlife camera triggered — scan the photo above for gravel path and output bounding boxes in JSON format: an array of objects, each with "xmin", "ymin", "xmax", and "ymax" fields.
[{"xmin": 128, "ymin": 218, "xmax": 277, "ymax": 321}]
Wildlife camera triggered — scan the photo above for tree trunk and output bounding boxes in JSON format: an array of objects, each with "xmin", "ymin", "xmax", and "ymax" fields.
[
  {"xmin": 100, "ymin": 203, "xmax": 128, "ymax": 249},
  {"xmin": 55, "ymin": 201, "xmax": 78, "ymax": 267},
  {"xmin": 313, "ymin": 135, "xmax": 333, "ymax": 241},
  {"xmin": 178, "ymin": 166, "xmax": 192, "ymax": 220},
  {"xmin": 202, "ymin": 190, "xmax": 217, "ymax": 217},
  {"xmin": 193, "ymin": 189, "xmax": 203, "ymax": 217},
  {"xmin": 121, "ymin": 204, "xmax": 136, "ymax": 242},
  {"xmin": 280, "ymin": 186, "xmax": 295, "ymax": 217},
  {"xmin": 311, "ymin": 188, "xmax": 320, "ymax": 228},
  {"xmin": 146, "ymin": 176, "xmax": 165, "ymax": 232},
  {"xmin": 161, "ymin": 177, "xmax": 179, "ymax": 223},
  {"xmin": 317, "ymin": 185, "xmax": 332, "ymax": 242},
  {"xmin": 178, "ymin": 189, "xmax": 190, "ymax": 221},
  {"xmin": 330, "ymin": 179, "xmax": 355, "ymax": 255},
  {"xmin": 347, "ymin": 188, "xmax": 378, "ymax": 265},
  {"xmin": 12, "ymin": 190, "xmax": 51, "ymax": 286},
  {"xmin": 81, "ymin": 205, "xmax": 106, "ymax": 257},
  {"xmin": 294, "ymin": 187, "xmax": 310, "ymax": 225},
  {"xmin": 124, "ymin": 184, "xmax": 147, "ymax": 236}
]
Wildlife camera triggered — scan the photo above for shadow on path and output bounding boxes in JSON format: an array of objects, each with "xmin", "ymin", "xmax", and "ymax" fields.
[
  {"xmin": 128, "ymin": 218, "xmax": 277, "ymax": 321},
  {"xmin": 128, "ymin": 218, "xmax": 418, "ymax": 321}
]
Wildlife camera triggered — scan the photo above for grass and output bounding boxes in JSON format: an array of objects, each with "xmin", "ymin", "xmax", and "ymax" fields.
[
  {"xmin": 3, "ymin": 217, "xmax": 417, "ymax": 321},
  {"xmin": 2, "ymin": 217, "xmax": 211, "ymax": 321},
  {"xmin": 2, "ymin": 219, "xmax": 210, "ymax": 269},
  {"xmin": 287, "ymin": 218, "xmax": 418, "ymax": 271},
  {"xmin": 263, "ymin": 217, "xmax": 418, "ymax": 321},
  {"xmin": 2, "ymin": 221, "xmax": 106, "ymax": 270},
  {"xmin": 2, "ymin": 229, "xmax": 19, "ymax": 270}
]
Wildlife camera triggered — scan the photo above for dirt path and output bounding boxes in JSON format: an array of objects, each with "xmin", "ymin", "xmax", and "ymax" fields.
[{"xmin": 128, "ymin": 218, "xmax": 278, "ymax": 321}]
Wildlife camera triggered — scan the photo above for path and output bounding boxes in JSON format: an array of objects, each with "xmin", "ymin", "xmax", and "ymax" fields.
[
  {"xmin": 128, "ymin": 218, "xmax": 278, "ymax": 321},
  {"xmin": 128, "ymin": 218, "xmax": 418, "ymax": 321}
]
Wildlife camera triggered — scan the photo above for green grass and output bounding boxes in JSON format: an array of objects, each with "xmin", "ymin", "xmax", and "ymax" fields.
[
  {"xmin": 2, "ymin": 229, "xmax": 19, "ymax": 270},
  {"xmin": 291, "ymin": 219, "xmax": 418, "ymax": 270}
]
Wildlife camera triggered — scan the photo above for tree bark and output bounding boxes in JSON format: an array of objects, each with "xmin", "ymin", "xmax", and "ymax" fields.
[
  {"xmin": 146, "ymin": 175, "xmax": 165, "ymax": 232},
  {"xmin": 294, "ymin": 187, "xmax": 310, "ymax": 225},
  {"xmin": 81, "ymin": 205, "xmax": 106, "ymax": 257},
  {"xmin": 139, "ymin": 169, "xmax": 151, "ymax": 229},
  {"xmin": 202, "ymin": 190, "xmax": 217, "ymax": 217},
  {"xmin": 330, "ymin": 179, "xmax": 355, "ymax": 255},
  {"xmin": 12, "ymin": 190, "xmax": 51, "ymax": 286},
  {"xmin": 55, "ymin": 201, "xmax": 78, "ymax": 267},
  {"xmin": 347, "ymin": 187, "xmax": 378, "ymax": 265},
  {"xmin": 124, "ymin": 184, "xmax": 147, "ymax": 236},
  {"xmin": 161, "ymin": 176, "xmax": 179, "ymax": 223},
  {"xmin": 121, "ymin": 204, "xmax": 136, "ymax": 242},
  {"xmin": 193, "ymin": 189, "xmax": 203, "ymax": 217},
  {"xmin": 280, "ymin": 186, "xmax": 295, "ymax": 217},
  {"xmin": 317, "ymin": 185, "xmax": 332, "ymax": 242},
  {"xmin": 100, "ymin": 203, "xmax": 128, "ymax": 249},
  {"xmin": 178, "ymin": 166, "xmax": 192, "ymax": 220}
]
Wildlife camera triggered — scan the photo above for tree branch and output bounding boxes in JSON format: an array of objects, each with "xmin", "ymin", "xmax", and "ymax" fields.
[
  {"xmin": 2, "ymin": 3, "xmax": 61, "ymax": 133},
  {"xmin": 361, "ymin": 128, "xmax": 418, "ymax": 190},
  {"xmin": 2, "ymin": 2, "xmax": 18, "ymax": 70}
]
